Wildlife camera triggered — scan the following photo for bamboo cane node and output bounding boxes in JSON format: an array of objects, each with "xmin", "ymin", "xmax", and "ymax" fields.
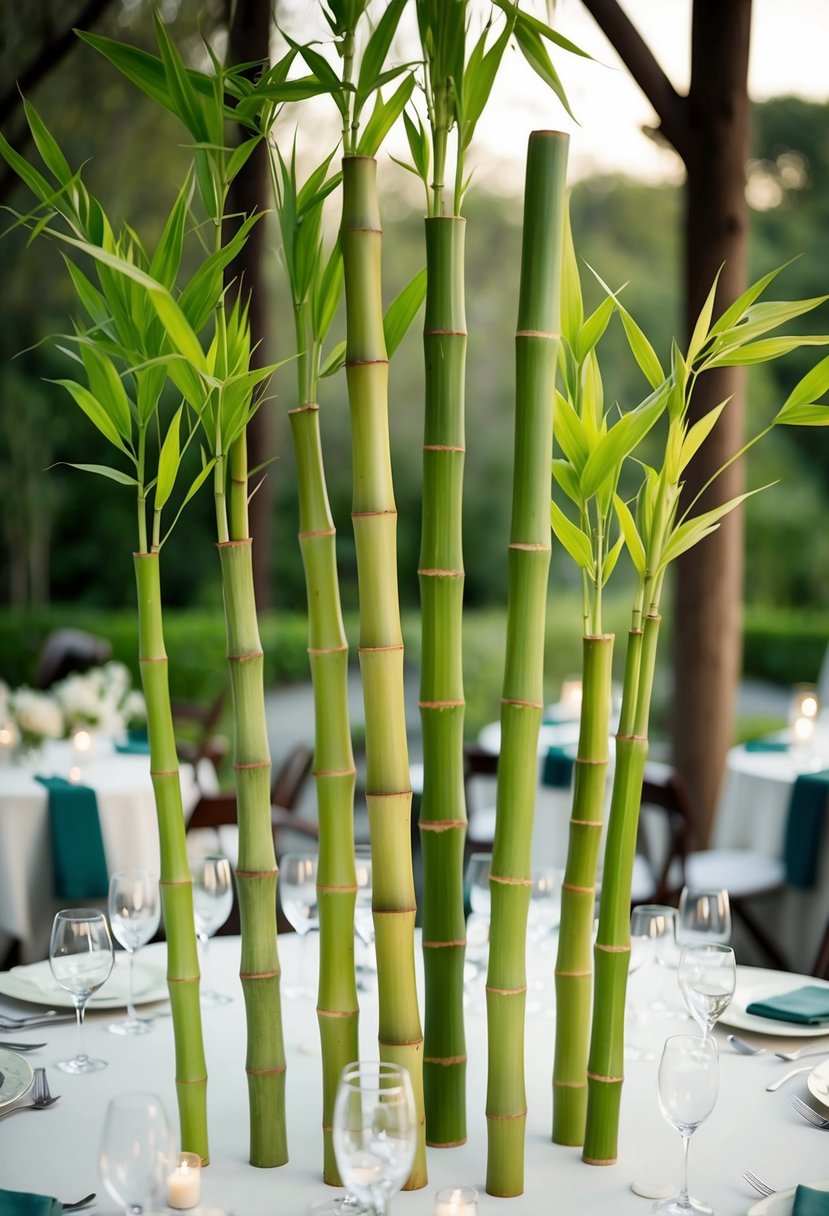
[
  {"xmin": 246, "ymin": 1065, "xmax": 287, "ymax": 1077},
  {"xmin": 344, "ymin": 223, "xmax": 382, "ymax": 234},
  {"xmin": 419, "ymin": 819, "xmax": 466, "ymax": 832},
  {"xmin": 358, "ymin": 644, "xmax": 404, "ymax": 654},
  {"xmin": 308, "ymin": 644, "xmax": 349, "ymax": 656},
  {"xmin": 574, "ymin": 757, "xmax": 608, "ymax": 767},
  {"xmin": 417, "ymin": 570, "xmax": 464, "ymax": 580},
  {"xmin": 418, "ymin": 699, "xmax": 465, "ymax": 709},
  {"xmin": 317, "ymin": 883, "xmax": 358, "ymax": 893},
  {"xmin": 366, "ymin": 789, "xmax": 412, "ymax": 801},
  {"xmin": 422, "ymin": 939, "xmax": 466, "ymax": 948},
  {"xmin": 288, "ymin": 403, "xmax": 320, "ymax": 415},
  {"xmin": 233, "ymin": 760, "xmax": 270, "ymax": 771},
  {"xmin": 509, "ymin": 542, "xmax": 550, "ymax": 552},
  {"xmin": 595, "ymin": 942, "xmax": 631, "ymax": 954},
  {"xmin": 351, "ymin": 509, "xmax": 397, "ymax": 519},
  {"xmin": 515, "ymin": 328, "xmax": 560, "ymax": 339},
  {"xmin": 150, "ymin": 769, "xmax": 178, "ymax": 778},
  {"xmin": 159, "ymin": 879, "xmax": 192, "ymax": 888},
  {"xmin": 582, "ymin": 1155, "xmax": 618, "ymax": 1167},
  {"xmin": 424, "ymin": 1054, "xmax": 467, "ymax": 1066},
  {"xmin": 345, "ymin": 357, "xmax": 389, "ymax": 367},
  {"xmin": 240, "ymin": 969, "xmax": 281, "ymax": 980},
  {"xmin": 424, "ymin": 329, "xmax": 467, "ymax": 338},
  {"xmin": 562, "ymin": 882, "xmax": 594, "ymax": 894},
  {"xmin": 378, "ymin": 1037, "xmax": 423, "ymax": 1048},
  {"xmin": 569, "ymin": 818, "xmax": 603, "ymax": 828},
  {"xmin": 167, "ymin": 974, "xmax": 199, "ymax": 984},
  {"xmin": 314, "ymin": 768, "xmax": 357, "ymax": 778},
  {"xmin": 230, "ymin": 476, "xmax": 246, "ymax": 486},
  {"xmin": 216, "ymin": 539, "xmax": 252, "ymax": 549},
  {"xmin": 587, "ymin": 1071, "xmax": 624, "ymax": 1083},
  {"xmin": 236, "ymin": 869, "xmax": 277, "ymax": 879},
  {"xmin": 485, "ymin": 984, "xmax": 527, "ymax": 996},
  {"xmin": 316, "ymin": 1008, "xmax": 359, "ymax": 1019},
  {"xmin": 490, "ymin": 873, "xmax": 532, "ymax": 887},
  {"xmin": 422, "ymin": 444, "xmax": 465, "ymax": 452},
  {"xmin": 553, "ymin": 1078, "xmax": 587, "ymax": 1088},
  {"xmin": 426, "ymin": 1138, "xmax": 467, "ymax": 1148},
  {"xmin": 373, "ymin": 907, "xmax": 417, "ymax": 916},
  {"xmin": 139, "ymin": 656, "xmax": 167, "ymax": 664},
  {"xmin": 615, "ymin": 732, "xmax": 646, "ymax": 743},
  {"xmin": 500, "ymin": 697, "xmax": 543, "ymax": 710},
  {"xmin": 485, "ymin": 1110, "xmax": 527, "ymax": 1121},
  {"xmin": 227, "ymin": 651, "xmax": 265, "ymax": 663},
  {"xmin": 555, "ymin": 968, "xmax": 592, "ymax": 978},
  {"xmin": 298, "ymin": 526, "xmax": 336, "ymax": 539},
  {"xmin": 175, "ymin": 1074, "xmax": 208, "ymax": 1085}
]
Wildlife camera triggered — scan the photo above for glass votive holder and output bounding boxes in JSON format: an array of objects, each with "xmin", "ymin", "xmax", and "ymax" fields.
[
  {"xmin": 435, "ymin": 1186, "xmax": 478, "ymax": 1216},
  {"xmin": 167, "ymin": 1151, "xmax": 201, "ymax": 1210},
  {"xmin": 790, "ymin": 683, "xmax": 819, "ymax": 726}
]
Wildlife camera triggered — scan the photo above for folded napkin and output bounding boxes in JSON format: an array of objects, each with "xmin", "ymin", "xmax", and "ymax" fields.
[
  {"xmin": 33, "ymin": 775, "xmax": 109, "ymax": 900},
  {"xmin": 0, "ymin": 1191, "xmax": 61, "ymax": 1216},
  {"xmin": 114, "ymin": 732, "xmax": 151, "ymax": 755},
  {"xmin": 793, "ymin": 1185, "xmax": 829, "ymax": 1216},
  {"xmin": 745, "ymin": 984, "xmax": 829, "ymax": 1025},
  {"xmin": 744, "ymin": 737, "xmax": 791, "ymax": 752},
  {"xmin": 783, "ymin": 768, "xmax": 829, "ymax": 889},
  {"xmin": 542, "ymin": 744, "xmax": 575, "ymax": 789}
]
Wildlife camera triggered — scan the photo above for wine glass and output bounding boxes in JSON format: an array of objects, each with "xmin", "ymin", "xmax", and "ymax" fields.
[
  {"xmin": 279, "ymin": 852, "xmax": 320, "ymax": 999},
  {"xmin": 528, "ymin": 867, "xmax": 563, "ymax": 943},
  {"xmin": 108, "ymin": 870, "xmax": 161, "ymax": 1036},
  {"xmin": 655, "ymin": 1034, "xmax": 719, "ymax": 1216},
  {"xmin": 191, "ymin": 853, "xmax": 234, "ymax": 1006},
  {"xmin": 677, "ymin": 887, "xmax": 732, "ymax": 946},
  {"xmin": 678, "ymin": 943, "xmax": 736, "ymax": 1039},
  {"xmin": 625, "ymin": 933, "xmax": 658, "ymax": 1060},
  {"xmin": 629, "ymin": 903, "xmax": 683, "ymax": 1015},
  {"xmin": 354, "ymin": 846, "xmax": 375, "ymax": 988},
  {"xmin": 99, "ymin": 1091, "xmax": 175, "ymax": 1215},
  {"xmin": 332, "ymin": 1061, "xmax": 417, "ymax": 1216},
  {"xmin": 49, "ymin": 908, "xmax": 114, "ymax": 1074}
]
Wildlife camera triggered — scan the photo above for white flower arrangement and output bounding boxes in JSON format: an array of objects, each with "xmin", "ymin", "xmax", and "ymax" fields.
[
  {"xmin": 13, "ymin": 687, "xmax": 65, "ymax": 748},
  {"xmin": 4, "ymin": 663, "xmax": 146, "ymax": 749}
]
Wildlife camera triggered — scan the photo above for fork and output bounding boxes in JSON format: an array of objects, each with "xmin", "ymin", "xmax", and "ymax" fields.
[
  {"xmin": 790, "ymin": 1094, "xmax": 829, "ymax": 1128},
  {"xmin": 0, "ymin": 1041, "xmax": 46, "ymax": 1052},
  {"xmin": 0, "ymin": 1066, "xmax": 60, "ymax": 1118},
  {"xmin": 743, "ymin": 1170, "xmax": 777, "ymax": 1197}
]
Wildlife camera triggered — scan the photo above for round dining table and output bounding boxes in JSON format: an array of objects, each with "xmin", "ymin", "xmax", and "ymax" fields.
[{"xmin": 0, "ymin": 932, "xmax": 827, "ymax": 1215}]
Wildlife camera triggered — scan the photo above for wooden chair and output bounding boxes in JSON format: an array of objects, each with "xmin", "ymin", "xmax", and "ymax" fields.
[
  {"xmin": 271, "ymin": 743, "xmax": 314, "ymax": 812},
  {"xmin": 462, "ymin": 743, "xmax": 499, "ymax": 853},
  {"xmin": 35, "ymin": 628, "xmax": 112, "ymax": 688},
  {"xmin": 173, "ymin": 690, "xmax": 229, "ymax": 784}
]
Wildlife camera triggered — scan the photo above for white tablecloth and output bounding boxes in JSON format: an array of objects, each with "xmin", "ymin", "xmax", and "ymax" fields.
[
  {"xmin": 0, "ymin": 934, "xmax": 826, "ymax": 1214},
  {"xmin": 0, "ymin": 739, "xmax": 206, "ymax": 960},
  {"xmin": 714, "ymin": 743, "xmax": 829, "ymax": 973}
]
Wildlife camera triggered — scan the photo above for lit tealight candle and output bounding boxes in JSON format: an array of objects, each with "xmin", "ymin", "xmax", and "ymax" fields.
[
  {"xmin": 167, "ymin": 1151, "xmax": 201, "ymax": 1210},
  {"xmin": 435, "ymin": 1186, "xmax": 478, "ymax": 1216},
  {"xmin": 72, "ymin": 728, "xmax": 92, "ymax": 754},
  {"xmin": 794, "ymin": 715, "xmax": 815, "ymax": 744},
  {"xmin": 68, "ymin": 766, "xmax": 83, "ymax": 785},
  {"xmin": 559, "ymin": 677, "xmax": 583, "ymax": 717}
]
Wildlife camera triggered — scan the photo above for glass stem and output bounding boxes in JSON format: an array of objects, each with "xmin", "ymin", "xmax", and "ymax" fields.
[
  {"xmin": 679, "ymin": 1132, "xmax": 691, "ymax": 1205},
  {"xmin": 126, "ymin": 948, "xmax": 138, "ymax": 1021},
  {"xmin": 75, "ymin": 997, "xmax": 88, "ymax": 1064},
  {"xmin": 198, "ymin": 932, "xmax": 210, "ymax": 992}
]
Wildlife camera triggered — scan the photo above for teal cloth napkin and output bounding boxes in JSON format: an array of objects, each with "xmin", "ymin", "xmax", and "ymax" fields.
[
  {"xmin": 745, "ymin": 984, "xmax": 829, "ymax": 1024},
  {"xmin": 33, "ymin": 775, "xmax": 109, "ymax": 901},
  {"xmin": 783, "ymin": 768, "xmax": 829, "ymax": 889},
  {"xmin": 793, "ymin": 1185, "xmax": 829, "ymax": 1216},
  {"xmin": 542, "ymin": 744, "xmax": 575, "ymax": 789},
  {"xmin": 744, "ymin": 737, "xmax": 791, "ymax": 752},
  {"xmin": 115, "ymin": 732, "xmax": 150, "ymax": 755},
  {"xmin": 0, "ymin": 1191, "xmax": 61, "ymax": 1215}
]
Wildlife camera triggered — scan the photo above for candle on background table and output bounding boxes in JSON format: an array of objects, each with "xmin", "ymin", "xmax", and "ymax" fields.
[
  {"xmin": 434, "ymin": 1186, "xmax": 478, "ymax": 1216},
  {"xmin": 559, "ymin": 677, "xmax": 583, "ymax": 717},
  {"xmin": 167, "ymin": 1151, "xmax": 201, "ymax": 1209}
]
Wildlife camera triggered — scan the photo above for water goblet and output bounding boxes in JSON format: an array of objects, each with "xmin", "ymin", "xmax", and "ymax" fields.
[
  {"xmin": 629, "ymin": 903, "xmax": 684, "ymax": 1015},
  {"xmin": 191, "ymin": 853, "xmax": 234, "ymax": 1006},
  {"xmin": 108, "ymin": 869, "xmax": 161, "ymax": 1036},
  {"xmin": 279, "ymin": 852, "xmax": 319, "ymax": 999},
  {"xmin": 655, "ymin": 1034, "xmax": 719, "ymax": 1216},
  {"xmin": 678, "ymin": 943, "xmax": 736, "ymax": 1039},
  {"xmin": 677, "ymin": 887, "xmax": 732, "ymax": 946},
  {"xmin": 99, "ymin": 1090, "xmax": 175, "ymax": 1215},
  {"xmin": 528, "ymin": 867, "xmax": 564, "ymax": 943},
  {"xmin": 332, "ymin": 1060, "xmax": 417, "ymax": 1216},
  {"xmin": 49, "ymin": 908, "xmax": 114, "ymax": 1074}
]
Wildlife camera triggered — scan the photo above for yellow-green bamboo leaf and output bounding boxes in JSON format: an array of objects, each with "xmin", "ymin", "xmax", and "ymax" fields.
[
  {"xmin": 52, "ymin": 378, "xmax": 130, "ymax": 453},
  {"xmin": 554, "ymin": 389, "xmax": 589, "ymax": 471},
  {"xmin": 679, "ymin": 399, "xmax": 730, "ymax": 472},
  {"xmin": 660, "ymin": 485, "xmax": 769, "ymax": 569},
  {"xmin": 550, "ymin": 500, "xmax": 594, "ymax": 574},
  {"xmin": 777, "ymin": 402, "xmax": 829, "ymax": 426},
  {"xmin": 686, "ymin": 265, "xmax": 721, "ymax": 363},
  {"xmin": 614, "ymin": 494, "xmax": 645, "ymax": 576},
  {"xmin": 560, "ymin": 200, "xmax": 583, "ymax": 345},
  {"xmin": 156, "ymin": 405, "xmax": 183, "ymax": 510},
  {"xmin": 777, "ymin": 355, "xmax": 829, "ymax": 417},
  {"xmin": 574, "ymin": 293, "xmax": 616, "ymax": 363},
  {"xmin": 23, "ymin": 99, "xmax": 72, "ymax": 184},
  {"xmin": 601, "ymin": 533, "xmax": 625, "ymax": 586},
  {"xmin": 552, "ymin": 457, "xmax": 580, "ymax": 504}
]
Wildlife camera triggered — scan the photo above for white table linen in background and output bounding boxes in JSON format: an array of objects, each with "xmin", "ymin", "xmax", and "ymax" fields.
[
  {"xmin": 0, "ymin": 739, "xmax": 209, "ymax": 960},
  {"xmin": 0, "ymin": 934, "xmax": 826, "ymax": 1215}
]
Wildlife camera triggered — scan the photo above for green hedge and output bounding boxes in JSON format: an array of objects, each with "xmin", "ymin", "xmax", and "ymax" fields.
[{"xmin": 742, "ymin": 606, "xmax": 828, "ymax": 686}]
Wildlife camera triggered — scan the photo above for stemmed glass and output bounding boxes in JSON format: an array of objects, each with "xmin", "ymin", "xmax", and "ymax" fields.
[
  {"xmin": 279, "ymin": 852, "xmax": 319, "ymax": 999},
  {"xmin": 49, "ymin": 908, "xmax": 114, "ymax": 1074},
  {"xmin": 354, "ymin": 846, "xmax": 375, "ymax": 988},
  {"xmin": 464, "ymin": 853, "xmax": 492, "ymax": 999},
  {"xmin": 108, "ymin": 870, "xmax": 161, "ymax": 1036},
  {"xmin": 655, "ymin": 1034, "xmax": 719, "ymax": 1216},
  {"xmin": 677, "ymin": 887, "xmax": 732, "ymax": 946},
  {"xmin": 678, "ymin": 943, "xmax": 737, "ymax": 1039},
  {"xmin": 629, "ymin": 904, "xmax": 683, "ymax": 1015},
  {"xmin": 191, "ymin": 853, "xmax": 234, "ymax": 1006},
  {"xmin": 99, "ymin": 1091, "xmax": 175, "ymax": 1215},
  {"xmin": 332, "ymin": 1061, "xmax": 417, "ymax": 1216}
]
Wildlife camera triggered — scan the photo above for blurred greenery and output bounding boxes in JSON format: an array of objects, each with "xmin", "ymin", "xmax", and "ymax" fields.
[{"xmin": 1, "ymin": 1, "xmax": 827, "ymax": 687}]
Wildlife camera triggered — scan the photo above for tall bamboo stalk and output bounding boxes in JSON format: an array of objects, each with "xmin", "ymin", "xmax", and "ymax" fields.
[
  {"xmin": 419, "ymin": 216, "xmax": 468, "ymax": 1148},
  {"xmin": 341, "ymin": 153, "xmax": 427, "ymax": 1189},
  {"xmin": 485, "ymin": 130, "xmax": 568, "ymax": 1198},
  {"xmin": 135, "ymin": 551, "xmax": 209, "ymax": 1162}
]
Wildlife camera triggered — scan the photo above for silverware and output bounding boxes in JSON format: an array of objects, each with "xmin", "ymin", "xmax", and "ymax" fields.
[
  {"xmin": 0, "ymin": 1015, "xmax": 73, "ymax": 1031},
  {"xmin": 766, "ymin": 1064, "xmax": 815, "ymax": 1091},
  {"xmin": 743, "ymin": 1170, "xmax": 777, "ymax": 1197},
  {"xmin": 728, "ymin": 1034, "xmax": 765, "ymax": 1055},
  {"xmin": 63, "ymin": 1195, "xmax": 96, "ymax": 1212},
  {"xmin": 775, "ymin": 1045, "xmax": 829, "ymax": 1062},
  {"xmin": 790, "ymin": 1094, "xmax": 829, "ymax": 1128},
  {"xmin": 0, "ymin": 1066, "xmax": 60, "ymax": 1118},
  {"xmin": 0, "ymin": 1011, "xmax": 60, "ymax": 1025},
  {"xmin": 0, "ymin": 1040, "xmax": 46, "ymax": 1052}
]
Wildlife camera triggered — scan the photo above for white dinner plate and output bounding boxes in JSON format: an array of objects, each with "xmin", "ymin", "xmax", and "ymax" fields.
[
  {"xmin": 0, "ymin": 952, "xmax": 168, "ymax": 1010},
  {"xmin": 719, "ymin": 967, "xmax": 829, "ymax": 1038},
  {"xmin": 0, "ymin": 1046, "xmax": 34, "ymax": 1112},
  {"xmin": 748, "ymin": 1180, "xmax": 829, "ymax": 1216},
  {"xmin": 807, "ymin": 1059, "xmax": 829, "ymax": 1107}
]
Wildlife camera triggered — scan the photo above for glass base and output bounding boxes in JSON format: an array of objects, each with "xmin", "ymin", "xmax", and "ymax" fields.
[
  {"xmin": 201, "ymin": 989, "xmax": 233, "ymax": 1007},
  {"xmin": 108, "ymin": 1016, "xmax": 154, "ymax": 1036},
  {"xmin": 55, "ymin": 1054, "xmax": 108, "ymax": 1074},
  {"xmin": 308, "ymin": 1193, "xmax": 368, "ymax": 1216},
  {"xmin": 654, "ymin": 1195, "xmax": 713, "ymax": 1216}
]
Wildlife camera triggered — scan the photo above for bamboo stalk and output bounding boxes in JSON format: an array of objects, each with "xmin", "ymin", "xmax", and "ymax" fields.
[
  {"xmin": 419, "ymin": 216, "xmax": 468, "ymax": 1148},
  {"xmin": 217, "ymin": 534, "xmax": 288, "ymax": 1168},
  {"xmin": 289, "ymin": 401, "xmax": 359, "ymax": 1185},
  {"xmin": 485, "ymin": 130, "xmax": 568, "ymax": 1198},
  {"xmin": 341, "ymin": 153, "xmax": 427, "ymax": 1189},
  {"xmin": 552, "ymin": 633, "xmax": 613, "ymax": 1145},
  {"xmin": 134, "ymin": 551, "xmax": 208, "ymax": 1163}
]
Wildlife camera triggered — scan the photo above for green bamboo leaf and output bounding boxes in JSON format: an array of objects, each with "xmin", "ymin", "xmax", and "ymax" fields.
[
  {"xmin": 512, "ymin": 19, "xmax": 576, "ymax": 122},
  {"xmin": 492, "ymin": 0, "xmax": 593, "ymax": 60},
  {"xmin": 707, "ymin": 335, "xmax": 829, "ymax": 367},
  {"xmin": 181, "ymin": 456, "xmax": 216, "ymax": 506},
  {"xmin": 313, "ymin": 241, "xmax": 343, "ymax": 343},
  {"xmin": 601, "ymin": 533, "xmax": 625, "ymax": 586},
  {"xmin": 579, "ymin": 387, "xmax": 667, "ymax": 500},
  {"xmin": 52, "ymin": 378, "xmax": 128, "ymax": 452},
  {"xmin": 574, "ymin": 294, "xmax": 616, "ymax": 363},
  {"xmin": 553, "ymin": 389, "xmax": 589, "ymax": 472},
  {"xmin": 62, "ymin": 256, "xmax": 110, "ymax": 328},
  {"xmin": 356, "ymin": 74, "xmax": 415, "ymax": 157},
  {"xmin": 384, "ymin": 267, "xmax": 427, "ymax": 357},
  {"xmin": 709, "ymin": 262, "xmax": 792, "ymax": 335},
  {"xmin": 226, "ymin": 135, "xmax": 260, "ymax": 186},
  {"xmin": 148, "ymin": 175, "xmax": 193, "ymax": 289},
  {"xmin": 678, "ymin": 399, "xmax": 730, "ymax": 473},
  {"xmin": 580, "ymin": 350, "xmax": 603, "ymax": 440},
  {"xmin": 403, "ymin": 109, "xmax": 430, "ymax": 184},
  {"xmin": 0, "ymin": 130, "xmax": 54, "ymax": 204},
  {"xmin": 149, "ymin": 291, "xmax": 207, "ymax": 372},
  {"xmin": 178, "ymin": 213, "xmax": 261, "ymax": 331},
  {"xmin": 560, "ymin": 202, "xmax": 583, "ymax": 347},
  {"xmin": 65, "ymin": 462, "xmax": 137, "ymax": 486},
  {"xmin": 355, "ymin": 0, "xmax": 409, "ymax": 112},
  {"xmin": 79, "ymin": 343, "xmax": 133, "ymax": 438},
  {"xmin": 550, "ymin": 500, "xmax": 594, "ymax": 574},
  {"xmin": 155, "ymin": 404, "xmax": 183, "ymax": 510},
  {"xmin": 776, "ymin": 355, "xmax": 829, "ymax": 418},
  {"xmin": 152, "ymin": 11, "xmax": 211, "ymax": 142},
  {"xmin": 709, "ymin": 296, "xmax": 829, "ymax": 359},
  {"xmin": 659, "ymin": 486, "xmax": 768, "ymax": 569},
  {"xmin": 460, "ymin": 16, "xmax": 512, "ymax": 153},
  {"xmin": 319, "ymin": 339, "xmax": 346, "ymax": 378},
  {"xmin": 776, "ymin": 403, "xmax": 829, "ymax": 426},
  {"xmin": 613, "ymin": 493, "xmax": 645, "ymax": 576},
  {"xmin": 552, "ymin": 458, "xmax": 580, "ymax": 505},
  {"xmin": 285, "ymin": 36, "xmax": 346, "ymax": 107},
  {"xmin": 687, "ymin": 266, "xmax": 721, "ymax": 364},
  {"xmin": 587, "ymin": 262, "xmax": 664, "ymax": 388},
  {"xmin": 22, "ymin": 101, "xmax": 72, "ymax": 184}
]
